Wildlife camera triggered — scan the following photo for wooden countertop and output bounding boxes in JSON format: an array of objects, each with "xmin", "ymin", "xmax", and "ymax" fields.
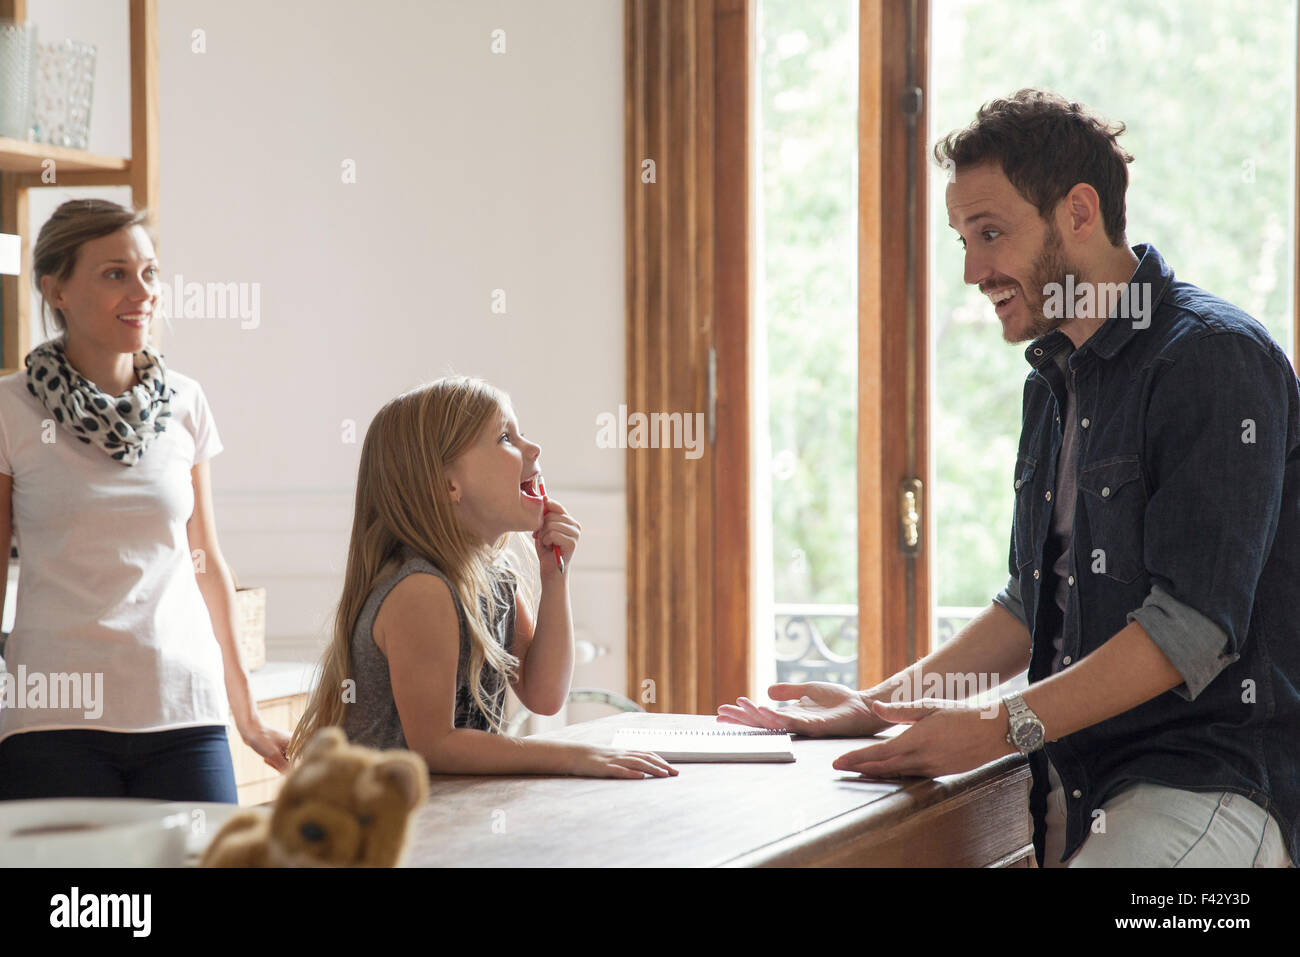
[{"xmin": 403, "ymin": 712, "xmax": 1034, "ymax": 867}]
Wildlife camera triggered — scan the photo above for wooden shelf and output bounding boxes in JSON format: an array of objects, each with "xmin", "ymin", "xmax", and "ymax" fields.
[
  {"xmin": 1, "ymin": 0, "xmax": 157, "ymax": 370},
  {"xmin": 0, "ymin": 136, "xmax": 129, "ymax": 175}
]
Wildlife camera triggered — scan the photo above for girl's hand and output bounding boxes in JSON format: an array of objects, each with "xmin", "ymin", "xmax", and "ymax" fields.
[
  {"xmin": 238, "ymin": 720, "xmax": 292, "ymax": 773},
  {"xmin": 534, "ymin": 495, "xmax": 580, "ymax": 577},
  {"xmin": 565, "ymin": 744, "xmax": 678, "ymax": 779}
]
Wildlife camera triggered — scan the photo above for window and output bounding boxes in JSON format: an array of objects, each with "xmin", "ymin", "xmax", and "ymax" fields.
[{"xmin": 754, "ymin": 0, "xmax": 860, "ymax": 690}]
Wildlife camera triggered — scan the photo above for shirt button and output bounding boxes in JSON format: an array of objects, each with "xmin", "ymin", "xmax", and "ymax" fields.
[
  {"xmin": 1072, "ymin": 789, "xmax": 1083, "ymax": 799},
  {"xmin": 1101, "ymin": 486, "xmax": 1111, "ymax": 497},
  {"xmin": 1081, "ymin": 417, "xmax": 1090, "ymax": 429},
  {"xmin": 1063, "ymin": 655, "xmax": 1072, "ymax": 665},
  {"xmin": 1033, "ymin": 569, "xmax": 1040, "ymax": 580},
  {"xmin": 1045, "ymin": 491, "xmax": 1052, "ymax": 502},
  {"xmin": 1015, "ymin": 479, "xmax": 1022, "ymax": 490},
  {"xmin": 1067, "ymin": 575, "xmax": 1075, "ymax": 586}
]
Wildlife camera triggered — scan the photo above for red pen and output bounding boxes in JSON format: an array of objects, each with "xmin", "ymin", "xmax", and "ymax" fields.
[{"xmin": 536, "ymin": 476, "xmax": 565, "ymax": 574}]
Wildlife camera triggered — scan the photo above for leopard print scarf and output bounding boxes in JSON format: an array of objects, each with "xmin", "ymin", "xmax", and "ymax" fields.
[{"xmin": 24, "ymin": 336, "xmax": 174, "ymax": 465}]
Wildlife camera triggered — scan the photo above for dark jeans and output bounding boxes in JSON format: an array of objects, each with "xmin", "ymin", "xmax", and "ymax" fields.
[{"xmin": 0, "ymin": 725, "xmax": 238, "ymax": 803}]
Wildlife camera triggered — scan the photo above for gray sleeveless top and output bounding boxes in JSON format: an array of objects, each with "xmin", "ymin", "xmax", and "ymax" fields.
[{"xmin": 340, "ymin": 545, "xmax": 517, "ymax": 750}]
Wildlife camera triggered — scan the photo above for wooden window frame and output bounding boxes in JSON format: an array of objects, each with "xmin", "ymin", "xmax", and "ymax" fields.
[
  {"xmin": 1295, "ymin": 8, "xmax": 1300, "ymax": 357},
  {"xmin": 858, "ymin": 0, "xmax": 930, "ymax": 685},
  {"xmin": 625, "ymin": 0, "xmax": 930, "ymax": 708},
  {"xmin": 625, "ymin": 0, "xmax": 751, "ymax": 713}
]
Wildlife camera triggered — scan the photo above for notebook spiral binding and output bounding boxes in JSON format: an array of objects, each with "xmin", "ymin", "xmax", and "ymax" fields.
[{"xmin": 623, "ymin": 728, "xmax": 789, "ymax": 736}]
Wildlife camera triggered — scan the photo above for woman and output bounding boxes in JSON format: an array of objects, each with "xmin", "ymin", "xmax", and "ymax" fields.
[{"xmin": 0, "ymin": 198, "xmax": 288, "ymax": 802}]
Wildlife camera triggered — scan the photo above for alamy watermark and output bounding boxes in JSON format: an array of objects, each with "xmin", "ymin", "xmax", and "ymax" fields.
[
  {"xmin": 49, "ymin": 887, "xmax": 150, "ymax": 937},
  {"xmin": 888, "ymin": 670, "xmax": 1003, "ymax": 719},
  {"xmin": 0, "ymin": 666, "xmax": 103, "ymax": 719},
  {"xmin": 1042, "ymin": 277, "xmax": 1153, "ymax": 329},
  {"xmin": 154, "ymin": 274, "xmax": 261, "ymax": 330},
  {"xmin": 596, "ymin": 405, "xmax": 705, "ymax": 460}
]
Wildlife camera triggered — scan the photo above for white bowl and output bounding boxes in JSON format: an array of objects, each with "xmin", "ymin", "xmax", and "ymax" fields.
[
  {"xmin": 0, "ymin": 799, "xmax": 246, "ymax": 867},
  {"xmin": 154, "ymin": 801, "xmax": 249, "ymax": 866}
]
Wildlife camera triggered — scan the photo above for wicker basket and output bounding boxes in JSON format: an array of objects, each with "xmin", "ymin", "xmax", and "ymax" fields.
[{"xmin": 234, "ymin": 582, "xmax": 266, "ymax": 672}]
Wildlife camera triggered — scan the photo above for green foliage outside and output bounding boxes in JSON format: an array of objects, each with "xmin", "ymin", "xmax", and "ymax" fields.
[{"xmin": 759, "ymin": 0, "xmax": 859, "ymax": 614}]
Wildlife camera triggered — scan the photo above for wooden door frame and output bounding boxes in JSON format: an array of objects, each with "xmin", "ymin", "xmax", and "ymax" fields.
[
  {"xmin": 626, "ymin": 0, "xmax": 932, "ymax": 706},
  {"xmin": 858, "ymin": 0, "xmax": 930, "ymax": 687},
  {"xmin": 712, "ymin": 0, "xmax": 752, "ymax": 706},
  {"xmin": 625, "ymin": 0, "xmax": 751, "ymax": 713},
  {"xmin": 1294, "ymin": 7, "xmax": 1300, "ymax": 356}
]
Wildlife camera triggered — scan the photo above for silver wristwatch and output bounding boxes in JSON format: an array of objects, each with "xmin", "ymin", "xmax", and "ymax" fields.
[{"xmin": 1003, "ymin": 693, "xmax": 1046, "ymax": 754}]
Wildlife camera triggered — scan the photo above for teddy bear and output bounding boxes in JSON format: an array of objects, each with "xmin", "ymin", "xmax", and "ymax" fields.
[{"xmin": 200, "ymin": 726, "xmax": 428, "ymax": 867}]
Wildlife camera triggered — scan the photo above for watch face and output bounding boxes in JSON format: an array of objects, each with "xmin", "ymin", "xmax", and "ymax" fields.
[{"xmin": 1013, "ymin": 722, "xmax": 1045, "ymax": 750}]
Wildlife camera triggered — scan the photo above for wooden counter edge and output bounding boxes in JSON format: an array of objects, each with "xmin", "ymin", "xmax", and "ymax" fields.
[{"xmin": 718, "ymin": 752, "xmax": 1033, "ymax": 867}]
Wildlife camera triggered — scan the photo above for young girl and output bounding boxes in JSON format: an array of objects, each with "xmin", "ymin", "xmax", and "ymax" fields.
[
  {"xmin": 0, "ymin": 199, "xmax": 289, "ymax": 802},
  {"xmin": 288, "ymin": 377, "xmax": 675, "ymax": 779}
]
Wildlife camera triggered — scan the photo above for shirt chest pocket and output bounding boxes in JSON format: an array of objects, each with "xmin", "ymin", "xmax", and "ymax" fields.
[
  {"xmin": 1013, "ymin": 457, "xmax": 1037, "ymax": 571},
  {"xmin": 1078, "ymin": 455, "xmax": 1147, "ymax": 584}
]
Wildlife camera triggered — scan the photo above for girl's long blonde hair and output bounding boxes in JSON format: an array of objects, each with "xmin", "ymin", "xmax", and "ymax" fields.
[{"xmin": 288, "ymin": 376, "xmax": 533, "ymax": 760}]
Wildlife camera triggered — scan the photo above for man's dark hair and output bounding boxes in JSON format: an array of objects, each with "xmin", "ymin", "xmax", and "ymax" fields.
[{"xmin": 934, "ymin": 88, "xmax": 1135, "ymax": 247}]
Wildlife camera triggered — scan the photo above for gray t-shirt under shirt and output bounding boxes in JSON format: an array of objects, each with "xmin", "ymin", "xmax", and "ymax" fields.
[
  {"xmin": 340, "ymin": 545, "xmax": 517, "ymax": 750},
  {"xmin": 1048, "ymin": 351, "xmax": 1080, "ymax": 672}
]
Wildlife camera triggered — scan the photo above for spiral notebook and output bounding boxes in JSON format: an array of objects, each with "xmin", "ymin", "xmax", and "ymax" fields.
[{"xmin": 610, "ymin": 727, "xmax": 795, "ymax": 763}]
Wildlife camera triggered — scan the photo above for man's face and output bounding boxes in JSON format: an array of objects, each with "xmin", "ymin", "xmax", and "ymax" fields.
[{"xmin": 946, "ymin": 162, "xmax": 1075, "ymax": 344}]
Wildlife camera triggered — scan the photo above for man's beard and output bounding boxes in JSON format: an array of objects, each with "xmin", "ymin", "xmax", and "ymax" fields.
[{"xmin": 1011, "ymin": 218, "xmax": 1076, "ymax": 343}]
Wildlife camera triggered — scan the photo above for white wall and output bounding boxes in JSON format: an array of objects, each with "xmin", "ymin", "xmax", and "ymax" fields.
[{"xmin": 21, "ymin": 0, "xmax": 628, "ymax": 701}]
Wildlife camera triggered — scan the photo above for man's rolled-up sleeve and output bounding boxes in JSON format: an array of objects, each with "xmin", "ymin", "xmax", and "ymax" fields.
[
  {"xmin": 993, "ymin": 573, "xmax": 1028, "ymax": 629},
  {"xmin": 1127, "ymin": 585, "xmax": 1236, "ymax": 700},
  {"xmin": 1138, "ymin": 331, "xmax": 1294, "ymax": 694}
]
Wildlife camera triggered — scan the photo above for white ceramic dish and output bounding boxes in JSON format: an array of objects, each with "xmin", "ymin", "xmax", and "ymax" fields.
[{"xmin": 0, "ymin": 799, "xmax": 247, "ymax": 867}]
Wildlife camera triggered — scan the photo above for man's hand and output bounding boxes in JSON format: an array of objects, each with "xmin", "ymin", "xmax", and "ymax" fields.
[
  {"xmin": 716, "ymin": 682, "xmax": 888, "ymax": 737},
  {"xmin": 831, "ymin": 699, "xmax": 1017, "ymax": 777}
]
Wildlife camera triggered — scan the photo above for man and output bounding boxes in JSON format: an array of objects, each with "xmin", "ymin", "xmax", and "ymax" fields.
[{"xmin": 719, "ymin": 89, "xmax": 1298, "ymax": 868}]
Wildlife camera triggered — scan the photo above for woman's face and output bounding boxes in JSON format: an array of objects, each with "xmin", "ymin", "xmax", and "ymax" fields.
[
  {"xmin": 42, "ymin": 225, "xmax": 158, "ymax": 355},
  {"xmin": 445, "ymin": 403, "xmax": 545, "ymax": 545}
]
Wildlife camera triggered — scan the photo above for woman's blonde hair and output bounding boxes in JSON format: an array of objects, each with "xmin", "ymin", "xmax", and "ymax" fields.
[
  {"xmin": 288, "ymin": 376, "xmax": 534, "ymax": 760},
  {"xmin": 32, "ymin": 199, "xmax": 153, "ymax": 336}
]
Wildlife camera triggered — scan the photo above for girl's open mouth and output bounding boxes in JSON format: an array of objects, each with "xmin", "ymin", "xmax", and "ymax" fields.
[{"xmin": 521, "ymin": 475, "xmax": 545, "ymax": 502}]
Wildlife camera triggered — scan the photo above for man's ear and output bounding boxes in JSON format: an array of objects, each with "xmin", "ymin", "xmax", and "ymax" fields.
[{"xmin": 1063, "ymin": 182, "xmax": 1102, "ymax": 242}]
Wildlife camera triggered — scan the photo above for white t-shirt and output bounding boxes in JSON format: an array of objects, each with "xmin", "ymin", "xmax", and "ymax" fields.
[{"xmin": 0, "ymin": 367, "xmax": 230, "ymax": 744}]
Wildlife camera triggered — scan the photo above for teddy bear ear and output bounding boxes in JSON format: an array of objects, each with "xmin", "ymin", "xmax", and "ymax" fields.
[
  {"xmin": 374, "ymin": 754, "xmax": 429, "ymax": 810},
  {"xmin": 302, "ymin": 726, "xmax": 347, "ymax": 762}
]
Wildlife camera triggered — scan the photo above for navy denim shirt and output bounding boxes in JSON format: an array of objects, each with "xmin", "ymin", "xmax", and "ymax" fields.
[{"xmin": 998, "ymin": 244, "xmax": 1300, "ymax": 866}]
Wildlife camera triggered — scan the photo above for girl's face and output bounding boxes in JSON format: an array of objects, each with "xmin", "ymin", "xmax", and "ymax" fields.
[
  {"xmin": 41, "ymin": 225, "xmax": 158, "ymax": 355},
  {"xmin": 445, "ymin": 404, "xmax": 545, "ymax": 545}
]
